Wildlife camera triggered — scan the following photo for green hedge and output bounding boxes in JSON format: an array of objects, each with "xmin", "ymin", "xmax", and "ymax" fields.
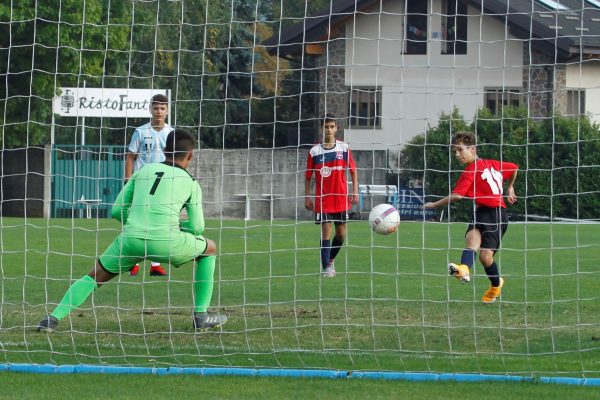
[{"xmin": 398, "ymin": 107, "xmax": 600, "ymax": 221}]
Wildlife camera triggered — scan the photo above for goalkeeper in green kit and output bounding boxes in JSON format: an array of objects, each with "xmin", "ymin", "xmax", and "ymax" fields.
[{"xmin": 38, "ymin": 129, "xmax": 227, "ymax": 332}]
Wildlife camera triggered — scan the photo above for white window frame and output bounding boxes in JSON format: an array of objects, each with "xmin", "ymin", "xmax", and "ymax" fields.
[
  {"xmin": 403, "ymin": 0, "xmax": 428, "ymax": 55},
  {"xmin": 484, "ymin": 88, "xmax": 523, "ymax": 115},
  {"xmin": 348, "ymin": 87, "xmax": 382, "ymax": 129},
  {"xmin": 565, "ymin": 89, "xmax": 585, "ymax": 117},
  {"xmin": 440, "ymin": 0, "xmax": 468, "ymax": 55}
]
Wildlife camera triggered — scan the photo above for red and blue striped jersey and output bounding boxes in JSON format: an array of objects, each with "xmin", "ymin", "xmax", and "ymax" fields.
[{"xmin": 305, "ymin": 140, "xmax": 356, "ymax": 213}]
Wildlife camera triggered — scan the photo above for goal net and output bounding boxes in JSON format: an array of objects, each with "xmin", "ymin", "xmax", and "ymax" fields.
[{"xmin": 1, "ymin": 0, "xmax": 599, "ymax": 380}]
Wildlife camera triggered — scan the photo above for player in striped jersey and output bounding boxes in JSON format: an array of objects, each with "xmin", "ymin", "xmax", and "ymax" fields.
[
  {"xmin": 125, "ymin": 93, "xmax": 172, "ymax": 277},
  {"xmin": 305, "ymin": 115, "xmax": 359, "ymax": 278}
]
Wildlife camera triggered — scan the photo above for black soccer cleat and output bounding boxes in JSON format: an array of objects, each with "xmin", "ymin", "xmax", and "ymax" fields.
[
  {"xmin": 193, "ymin": 312, "xmax": 227, "ymax": 331},
  {"xmin": 37, "ymin": 315, "xmax": 59, "ymax": 333}
]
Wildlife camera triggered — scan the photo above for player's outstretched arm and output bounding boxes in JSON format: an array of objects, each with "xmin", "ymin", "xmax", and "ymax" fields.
[{"xmin": 423, "ymin": 193, "xmax": 463, "ymax": 209}]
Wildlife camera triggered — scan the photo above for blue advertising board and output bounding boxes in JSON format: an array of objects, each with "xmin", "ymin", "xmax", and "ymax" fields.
[{"xmin": 397, "ymin": 187, "xmax": 438, "ymax": 220}]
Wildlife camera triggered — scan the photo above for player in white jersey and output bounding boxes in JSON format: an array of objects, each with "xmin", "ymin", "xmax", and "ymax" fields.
[{"xmin": 124, "ymin": 93, "xmax": 172, "ymax": 277}]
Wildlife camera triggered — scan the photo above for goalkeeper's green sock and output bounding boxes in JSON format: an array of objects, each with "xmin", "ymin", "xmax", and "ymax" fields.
[
  {"xmin": 50, "ymin": 275, "xmax": 98, "ymax": 320},
  {"xmin": 194, "ymin": 256, "xmax": 216, "ymax": 313}
]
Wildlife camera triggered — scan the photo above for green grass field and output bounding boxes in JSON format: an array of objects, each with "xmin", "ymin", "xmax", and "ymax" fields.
[
  {"xmin": 1, "ymin": 217, "xmax": 599, "ymax": 380},
  {"xmin": 2, "ymin": 372, "xmax": 599, "ymax": 400}
]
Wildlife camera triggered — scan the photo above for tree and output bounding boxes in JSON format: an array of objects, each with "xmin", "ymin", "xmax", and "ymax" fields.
[
  {"xmin": 1, "ymin": 0, "xmax": 289, "ymax": 148},
  {"xmin": 1, "ymin": 1, "xmax": 132, "ymax": 147}
]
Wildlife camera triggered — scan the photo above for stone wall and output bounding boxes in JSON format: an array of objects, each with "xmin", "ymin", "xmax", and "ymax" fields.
[
  {"xmin": 189, "ymin": 148, "xmax": 388, "ymax": 220},
  {"xmin": 523, "ymin": 46, "xmax": 567, "ymax": 118},
  {"xmin": 13, "ymin": 147, "xmax": 387, "ymax": 221},
  {"xmin": 553, "ymin": 64, "xmax": 567, "ymax": 114}
]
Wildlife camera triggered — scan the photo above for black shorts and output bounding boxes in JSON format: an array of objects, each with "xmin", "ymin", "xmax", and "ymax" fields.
[
  {"xmin": 314, "ymin": 212, "xmax": 347, "ymax": 225},
  {"xmin": 466, "ymin": 206, "xmax": 508, "ymax": 252}
]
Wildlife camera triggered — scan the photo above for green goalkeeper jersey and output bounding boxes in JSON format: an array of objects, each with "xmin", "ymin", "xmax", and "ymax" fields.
[{"xmin": 111, "ymin": 161, "xmax": 204, "ymax": 239}]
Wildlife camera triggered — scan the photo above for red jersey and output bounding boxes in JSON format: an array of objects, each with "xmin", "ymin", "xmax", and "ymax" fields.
[
  {"xmin": 306, "ymin": 140, "xmax": 356, "ymax": 213},
  {"xmin": 452, "ymin": 158, "xmax": 518, "ymax": 208}
]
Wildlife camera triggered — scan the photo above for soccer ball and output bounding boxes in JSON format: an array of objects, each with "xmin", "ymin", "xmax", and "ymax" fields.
[{"xmin": 368, "ymin": 204, "xmax": 400, "ymax": 235}]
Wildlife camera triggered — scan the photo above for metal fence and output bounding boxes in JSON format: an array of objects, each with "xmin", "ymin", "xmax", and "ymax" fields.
[{"xmin": 51, "ymin": 145, "xmax": 125, "ymax": 218}]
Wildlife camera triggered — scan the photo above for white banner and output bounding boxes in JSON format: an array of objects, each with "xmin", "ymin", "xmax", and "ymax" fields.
[{"xmin": 53, "ymin": 88, "xmax": 168, "ymax": 118}]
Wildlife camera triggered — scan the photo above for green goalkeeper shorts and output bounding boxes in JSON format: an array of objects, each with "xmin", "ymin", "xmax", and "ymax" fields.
[{"xmin": 98, "ymin": 232, "xmax": 209, "ymax": 274}]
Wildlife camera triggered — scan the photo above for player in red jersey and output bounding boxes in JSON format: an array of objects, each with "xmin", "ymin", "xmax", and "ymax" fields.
[
  {"xmin": 424, "ymin": 131, "xmax": 518, "ymax": 303},
  {"xmin": 305, "ymin": 115, "xmax": 359, "ymax": 278}
]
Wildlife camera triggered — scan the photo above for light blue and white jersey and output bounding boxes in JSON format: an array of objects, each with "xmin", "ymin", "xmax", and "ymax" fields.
[{"xmin": 128, "ymin": 122, "xmax": 172, "ymax": 172}]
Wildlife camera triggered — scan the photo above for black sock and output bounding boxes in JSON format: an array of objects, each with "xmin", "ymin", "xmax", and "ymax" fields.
[
  {"xmin": 329, "ymin": 237, "xmax": 344, "ymax": 262},
  {"xmin": 460, "ymin": 248, "xmax": 476, "ymax": 270},
  {"xmin": 320, "ymin": 239, "xmax": 331, "ymax": 269},
  {"xmin": 484, "ymin": 261, "xmax": 500, "ymax": 287}
]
